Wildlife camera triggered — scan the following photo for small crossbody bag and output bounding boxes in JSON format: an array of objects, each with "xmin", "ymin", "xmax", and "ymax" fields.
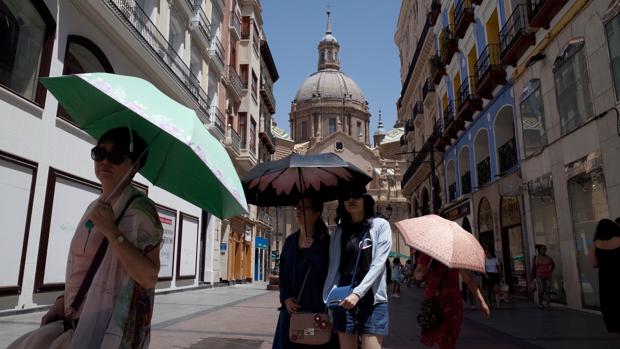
[{"xmin": 289, "ymin": 266, "xmax": 332, "ymax": 345}]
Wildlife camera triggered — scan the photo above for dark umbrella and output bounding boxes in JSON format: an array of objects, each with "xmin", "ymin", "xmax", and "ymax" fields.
[{"xmin": 242, "ymin": 153, "xmax": 372, "ymax": 206}]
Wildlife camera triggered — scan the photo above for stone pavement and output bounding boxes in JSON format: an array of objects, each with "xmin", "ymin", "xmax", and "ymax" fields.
[{"xmin": 1, "ymin": 282, "xmax": 619, "ymax": 348}]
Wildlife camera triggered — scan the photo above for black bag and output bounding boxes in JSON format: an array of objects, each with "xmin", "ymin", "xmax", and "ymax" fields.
[{"xmin": 417, "ymin": 267, "xmax": 448, "ymax": 331}]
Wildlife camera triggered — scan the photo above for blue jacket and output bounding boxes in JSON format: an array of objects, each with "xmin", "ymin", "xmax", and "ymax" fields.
[{"xmin": 322, "ymin": 217, "xmax": 392, "ymax": 305}]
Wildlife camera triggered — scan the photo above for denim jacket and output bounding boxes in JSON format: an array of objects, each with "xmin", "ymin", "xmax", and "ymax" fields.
[{"xmin": 322, "ymin": 217, "xmax": 392, "ymax": 305}]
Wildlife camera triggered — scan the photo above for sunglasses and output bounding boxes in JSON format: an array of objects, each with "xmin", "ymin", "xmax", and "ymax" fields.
[
  {"xmin": 341, "ymin": 192, "xmax": 364, "ymax": 201},
  {"xmin": 91, "ymin": 146, "xmax": 129, "ymax": 165}
]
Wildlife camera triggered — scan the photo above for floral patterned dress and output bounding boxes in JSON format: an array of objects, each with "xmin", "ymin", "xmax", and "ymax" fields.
[{"xmin": 417, "ymin": 253, "xmax": 463, "ymax": 349}]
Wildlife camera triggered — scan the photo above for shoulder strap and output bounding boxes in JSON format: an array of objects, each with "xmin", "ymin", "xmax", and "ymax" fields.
[
  {"xmin": 296, "ymin": 266, "xmax": 311, "ymax": 302},
  {"xmin": 71, "ymin": 194, "xmax": 142, "ymax": 312},
  {"xmin": 350, "ymin": 228, "xmax": 370, "ymax": 287}
]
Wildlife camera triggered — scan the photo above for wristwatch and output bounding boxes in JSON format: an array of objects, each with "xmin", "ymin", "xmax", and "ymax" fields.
[{"xmin": 111, "ymin": 234, "xmax": 125, "ymax": 246}]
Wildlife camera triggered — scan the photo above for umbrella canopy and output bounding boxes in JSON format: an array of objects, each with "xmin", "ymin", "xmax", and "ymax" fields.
[
  {"xmin": 41, "ymin": 73, "xmax": 247, "ymax": 219},
  {"xmin": 242, "ymin": 153, "xmax": 372, "ymax": 206},
  {"xmin": 394, "ymin": 215, "xmax": 485, "ymax": 273}
]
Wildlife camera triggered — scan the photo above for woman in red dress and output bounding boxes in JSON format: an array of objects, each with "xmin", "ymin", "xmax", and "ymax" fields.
[{"xmin": 415, "ymin": 252, "xmax": 490, "ymax": 349}]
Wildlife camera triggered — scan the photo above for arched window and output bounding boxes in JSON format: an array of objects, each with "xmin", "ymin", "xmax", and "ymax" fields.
[
  {"xmin": 494, "ymin": 106, "xmax": 517, "ymax": 174},
  {"xmin": 58, "ymin": 36, "xmax": 114, "ymax": 123},
  {"xmin": 446, "ymin": 160, "xmax": 456, "ymax": 202},
  {"xmin": 459, "ymin": 147, "xmax": 471, "ymax": 194},
  {"xmin": 474, "ymin": 129, "xmax": 490, "ymax": 187},
  {"xmin": 0, "ymin": 0, "xmax": 55, "ymax": 105}
]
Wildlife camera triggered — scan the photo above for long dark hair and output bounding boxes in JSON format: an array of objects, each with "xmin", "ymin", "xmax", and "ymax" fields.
[
  {"xmin": 335, "ymin": 193, "xmax": 375, "ymax": 229},
  {"xmin": 594, "ymin": 219, "xmax": 620, "ymax": 241}
]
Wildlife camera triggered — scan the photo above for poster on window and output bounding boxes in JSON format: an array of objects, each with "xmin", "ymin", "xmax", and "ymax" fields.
[
  {"xmin": 178, "ymin": 214, "xmax": 199, "ymax": 278},
  {"xmin": 0, "ymin": 159, "xmax": 35, "ymax": 289},
  {"xmin": 157, "ymin": 206, "xmax": 176, "ymax": 279},
  {"xmin": 43, "ymin": 175, "xmax": 101, "ymax": 286}
]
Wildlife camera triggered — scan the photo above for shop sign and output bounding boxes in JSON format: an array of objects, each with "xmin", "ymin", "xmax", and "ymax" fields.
[
  {"xmin": 527, "ymin": 175, "xmax": 553, "ymax": 196},
  {"xmin": 255, "ymin": 236, "xmax": 268, "ymax": 249},
  {"xmin": 501, "ymin": 197, "xmax": 521, "ymax": 228},
  {"xmin": 244, "ymin": 224, "xmax": 252, "ymax": 242},
  {"xmin": 445, "ymin": 202, "xmax": 471, "ymax": 221},
  {"xmin": 565, "ymin": 151, "xmax": 602, "ymax": 178},
  {"xmin": 220, "ymin": 242, "xmax": 227, "ymax": 253}
]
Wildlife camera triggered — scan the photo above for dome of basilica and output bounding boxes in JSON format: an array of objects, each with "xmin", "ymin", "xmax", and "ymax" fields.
[{"xmin": 294, "ymin": 69, "xmax": 366, "ymax": 104}]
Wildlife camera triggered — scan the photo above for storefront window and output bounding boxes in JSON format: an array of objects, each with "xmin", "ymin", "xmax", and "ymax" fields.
[
  {"xmin": 500, "ymin": 197, "xmax": 526, "ymax": 295},
  {"xmin": 568, "ymin": 167, "xmax": 608, "ymax": 309},
  {"xmin": 519, "ymin": 79, "xmax": 547, "ymax": 157},
  {"xmin": 528, "ymin": 175, "xmax": 566, "ymax": 303}
]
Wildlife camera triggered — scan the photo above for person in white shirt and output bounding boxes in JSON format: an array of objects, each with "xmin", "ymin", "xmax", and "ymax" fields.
[{"xmin": 484, "ymin": 248, "xmax": 502, "ymax": 308}]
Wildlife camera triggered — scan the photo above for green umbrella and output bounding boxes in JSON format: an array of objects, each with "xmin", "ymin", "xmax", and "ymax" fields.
[{"xmin": 41, "ymin": 73, "xmax": 248, "ymax": 219}]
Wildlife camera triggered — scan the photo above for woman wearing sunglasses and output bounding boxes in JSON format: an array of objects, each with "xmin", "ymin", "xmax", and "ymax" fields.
[
  {"xmin": 323, "ymin": 186, "xmax": 392, "ymax": 349},
  {"xmin": 9, "ymin": 127, "xmax": 162, "ymax": 349}
]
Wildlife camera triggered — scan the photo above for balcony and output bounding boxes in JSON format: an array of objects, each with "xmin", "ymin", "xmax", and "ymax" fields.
[
  {"xmin": 454, "ymin": 0, "xmax": 475, "ymax": 39},
  {"xmin": 500, "ymin": 4, "xmax": 536, "ymax": 67},
  {"xmin": 433, "ymin": 118, "xmax": 448, "ymax": 152},
  {"xmin": 228, "ymin": 126, "xmax": 242, "ymax": 155},
  {"xmin": 440, "ymin": 27, "xmax": 459, "ymax": 65},
  {"xmin": 498, "ymin": 137, "xmax": 518, "ymax": 174},
  {"xmin": 105, "ymin": 0, "xmax": 211, "ymax": 122},
  {"xmin": 208, "ymin": 106, "xmax": 226, "ymax": 140},
  {"xmin": 414, "ymin": 101, "xmax": 424, "ymax": 120},
  {"xmin": 260, "ymin": 81, "xmax": 276, "ymax": 114},
  {"xmin": 474, "ymin": 44, "xmax": 506, "ymax": 99},
  {"xmin": 405, "ymin": 118, "xmax": 415, "ymax": 135},
  {"xmin": 442, "ymin": 101, "xmax": 464, "ymax": 139},
  {"xmin": 212, "ymin": 0, "xmax": 225, "ymax": 15},
  {"xmin": 476, "ymin": 157, "xmax": 491, "ymax": 187},
  {"xmin": 461, "ymin": 171, "xmax": 472, "ymax": 194},
  {"xmin": 448, "ymin": 182, "xmax": 457, "ymax": 202},
  {"xmin": 227, "ymin": 66, "xmax": 244, "ymax": 101},
  {"xmin": 230, "ymin": 11, "xmax": 241, "ymax": 41},
  {"xmin": 259, "ymin": 122, "xmax": 276, "ymax": 154},
  {"xmin": 429, "ymin": 0, "xmax": 441, "ymax": 26},
  {"xmin": 208, "ymin": 36, "xmax": 225, "ymax": 74},
  {"xmin": 528, "ymin": 0, "xmax": 568, "ymax": 30},
  {"xmin": 422, "ymin": 79, "xmax": 435, "ymax": 104},
  {"xmin": 191, "ymin": 5, "xmax": 211, "ymax": 48},
  {"xmin": 456, "ymin": 77, "xmax": 482, "ymax": 122},
  {"xmin": 430, "ymin": 55, "xmax": 446, "ymax": 85},
  {"xmin": 257, "ymin": 211, "xmax": 272, "ymax": 228},
  {"xmin": 401, "ymin": 134, "xmax": 436, "ymax": 188}
]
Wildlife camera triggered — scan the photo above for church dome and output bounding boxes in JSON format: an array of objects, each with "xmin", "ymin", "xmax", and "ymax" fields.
[
  {"xmin": 294, "ymin": 69, "xmax": 366, "ymax": 103},
  {"xmin": 320, "ymin": 33, "xmax": 338, "ymax": 44}
]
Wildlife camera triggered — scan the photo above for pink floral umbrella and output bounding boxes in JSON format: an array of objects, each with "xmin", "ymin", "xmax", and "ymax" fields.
[{"xmin": 394, "ymin": 215, "xmax": 485, "ymax": 273}]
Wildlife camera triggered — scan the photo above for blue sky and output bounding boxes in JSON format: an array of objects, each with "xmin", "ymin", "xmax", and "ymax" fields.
[{"xmin": 261, "ymin": 1, "xmax": 402, "ymax": 136}]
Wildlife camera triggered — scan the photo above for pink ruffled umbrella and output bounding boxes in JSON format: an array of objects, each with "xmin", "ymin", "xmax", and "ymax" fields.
[{"xmin": 394, "ymin": 215, "xmax": 485, "ymax": 273}]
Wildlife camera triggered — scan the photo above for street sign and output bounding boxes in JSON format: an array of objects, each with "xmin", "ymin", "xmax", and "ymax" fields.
[{"xmin": 255, "ymin": 236, "xmax": 268, "ymax": 249}]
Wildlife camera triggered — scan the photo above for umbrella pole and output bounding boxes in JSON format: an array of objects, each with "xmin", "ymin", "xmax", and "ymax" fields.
[{"xmin": 298, "ymin": 169, "xmax": 310, "ymax": 240}]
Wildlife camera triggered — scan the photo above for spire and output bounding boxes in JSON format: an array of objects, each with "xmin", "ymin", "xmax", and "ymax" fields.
[
  {"xmin": 317, "ymin": 10, "xmax": 340, "ymax": 71},
  {"xmin": 373, "ymin": 109, "xmax": 386, "ymax": 147},
  {"xmin": 377, "ymin": 110, "xmax": 385, "ymax": 132},
  {"xmin": 326, "ymin": 10, "xmax": 332, "ymax": 34}
]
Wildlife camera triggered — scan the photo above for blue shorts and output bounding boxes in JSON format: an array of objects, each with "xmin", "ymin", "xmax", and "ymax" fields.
[{"xmin": 332, "ymin": 301, "xmax": 389, "ymax": 336}]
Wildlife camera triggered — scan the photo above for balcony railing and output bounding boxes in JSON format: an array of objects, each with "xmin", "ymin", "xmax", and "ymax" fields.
[
  {"xmin": 260, "ymin": 81, "xmax": 276, "ymax": 114},
  {"xmin": 440, "ymin": 26, "xmax": 459, "ymax": 65},
  {"xmin": 528, "ymin": 0, "xmax": 569, "ymax": 30},
  {"xmin": 230, "ymin": 11, "xmax": 241, "ymax": 40},
  {"xmin": 454, "ymin": 0, "xmax": 475, "ymax": 38},
  {"xmin": 455, "ymin": 76, "xmax": 482, "ymax": 120},
  {"xmin": 258, "ymin": 211, "xmax": 272, "ymax": 227},
  {"xmin": 252, "ymin": 27, "xmax": 260, "ymax": 56},
  {"xmin": 106, "ymin": 0, "xmax": 211, "ymax": 120},
  {"xmin": 422, "ymin": 79, "xmax": 435, "ymax": 102},
  {"xmin": 208, "ymin": 36, "xmax": 225, "ymax": 71},
  {"xmin": 448, "ymin": 182, "xmax": 457, "ymax": 201},
  {"xmin": 228, "ymin": 66, "xmax": 244, "ymax": 99},
  {"xmin": 474, "ymin": 44, "xmax": 506, "ymax": 99},
  {"xmin": 191, "ymin": 5, "xmax": 211, "ymax": 45},
  {"xmin": 477, "ymin": 157, "xmax": 491, "ymax": 187},
  {"xmin": 209, "ymin": 106, "xmax": 226, "ymax": 139},
  {"xmin": 500, "ymin": 4, "xmax": 535, "ymax": 67},
  {"xmin": 461, "ymin": 171, "xmax": 472, "ymax": 194},
  {"xmin": 498, "ymin": 137, "xmax": 518, "ymax": 173},
  {"xmin": 401, "ymin": 129, "xmax": 440, "ymax": 187},
  {"xmin": 443, "ymin": 101, "xmax": 455, "ymax": 129},
  {"xmin": 230, "ymin": 127, "xmax": 241, "ymax": 153},
  {"xmin": 456, "ymin": 78, "xmax": 471, "ymax": 112}
]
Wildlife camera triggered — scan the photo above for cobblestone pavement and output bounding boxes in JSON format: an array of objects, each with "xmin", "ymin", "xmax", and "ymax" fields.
[{"xmin": 1, "ymin": 282, "xmax": 619, "ymax": 348}]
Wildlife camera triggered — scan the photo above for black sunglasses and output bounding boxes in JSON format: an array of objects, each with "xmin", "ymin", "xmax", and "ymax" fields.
[
  {"xmin": 91, "ymin": 146, "xmax": 128, "ymax": 165},
  {"xmin": 341, "ymin": 192, "xmax": 364, "ymax": 201}
]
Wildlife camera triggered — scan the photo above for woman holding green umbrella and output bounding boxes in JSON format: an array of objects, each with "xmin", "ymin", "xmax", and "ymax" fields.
[{"xmin": 9, "ymin": 127, "xmax": 162, "ymax": 348}]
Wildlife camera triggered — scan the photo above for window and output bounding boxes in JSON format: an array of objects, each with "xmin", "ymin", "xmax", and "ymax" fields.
[
  {"xmin": 356, "ymin": 121, "xmax": 362, "ymax": 139},
  {"xmin": 301, "ymin": 120, "xmax": 308, "ymax": 140},
  {"xmin": 553, "ymin": 38, "xmax": 593, "ymax": 135},
  {"xmin": 238, "ymin": 112, "xmax": 247, "ymax": 147},
  {"xmin": 606, "ymin": 14, "xmax": 620, "ymax": 99},
  {"xmin": 519, "ymin": 79, "xmax": 547, "ymax": 157},
  {"xmin": 335, "ymin": 141, "xmax": 343, "ymax": 151},
  {"xmin": 0, "ymin": 0, "xmax": 55, "ymax": 105},
  {"xmin": 59, "ymin": 36, "xmax": 114, "ymax": 123},
  {"xmin": 328, "ymin": 118, "xmax": 337, "ymax": 134},
  {"xmin": 240, "ymin": 64, "xmax": 249, "ymax": 88},
  {"xmin": 249, "ymin": 117, "xmax": 256, "ymax": 153}
]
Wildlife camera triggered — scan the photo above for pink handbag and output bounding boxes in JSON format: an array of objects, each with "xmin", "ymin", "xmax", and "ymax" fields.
[{"xmin": 288, "ymin": 266, "xmax": 332, "ymax": 345}]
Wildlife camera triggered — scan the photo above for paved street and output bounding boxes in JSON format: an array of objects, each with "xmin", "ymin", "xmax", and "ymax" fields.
[{"xmin": 1, "ymin": 283, "xmax": 618, "ymax": 348}]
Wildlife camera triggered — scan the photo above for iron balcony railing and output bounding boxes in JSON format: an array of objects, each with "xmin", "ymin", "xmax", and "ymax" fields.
[
  {"xmin": 228, "ymin": 66, "xmax": 244, "ymax": 98},
  {"xmin": 249, "ymin": 141, "xmax": 257, "ymax": 157},
  {"xmin": 209, "ymin": 36, "xmax": 225, "ymax": 69},
  {"xmin": 231, "ymin": 11, "xmax": 241, "ymax": 38},
  {"xmin": 252, "ymin": 26, "xmax": 260, "ymax": 55},
  {"xmin": 209, "ymin": 106, "xmax": 226, "ymax": 138},
  {"xmin": 258, "ymin": 211, "xmax": 272, "ymax": 227},
  {"xmin": 192, "ymin": 5, "xmax": 211, "ymax": 43},
  {"xmin": 500, "ymin": 4, "xmax": 530, "ymax": 58},
  {"xmin": 422, "ymin": 79, "xmax": 435, "ymax": 101},
  {"xmin": 455, "ymin": 0, "xmax": 474, "ymax": 34},
  {"xmin": 400, "ymin": 129, "xmax": 440, "ymax": 187},
  {"xmin": 106, "ymin": 0, "xmax": 212, "ymax": 120},
  {"xmin": 498, "ymin": 137, "xmax": 518, "ymax": 173},
  {"xmin": 456, "ymin": 77, "xmax": 471, "ymax": 110},
  {"xmin": 443, "ymin": 101, "xmax": 455, "ymax": 127},
  {"xmin": 477, "ymin": 157, "xmax": 491, "ymax": 187},
  {"xmin": 475, "ymin": 44, "xmax": 502, "ymax": 84},
  {"xmin": 230, "ymin": 127, "xmax": 241, "ymax": 153},
  {"xmin": 461, "ymin": 171, "xmax": 472, "ymax": 194},
  {"xmin": 448, "ymin": 182, "xmax": 457, "ymax": 201},
  {"xmin": 260, "ymin": 81, "xmax": 276, "ymax": 111}
]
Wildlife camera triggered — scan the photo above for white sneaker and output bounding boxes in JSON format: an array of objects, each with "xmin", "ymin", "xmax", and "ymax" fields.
[{"xmin": 393, "ymin": 294, "xmax": 400, "ymax": 298}]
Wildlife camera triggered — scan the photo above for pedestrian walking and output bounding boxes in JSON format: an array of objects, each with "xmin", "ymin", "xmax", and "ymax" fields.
[
  {"xmin": 589, "ymin": 219, "xmax": 620, "ymax": 333},
  {"xmin": 483, "ymin": 248, "xmax": 502, "ymax": 309},
  {"xmin": 532, "ymin": 244, "xmax": 555, "ymax": 309},
  {"xmin": 403, "ymin": 259, "xmax": 414, "ymax": 288},
  {"xmin": 9, "ymin": 128, "xmax": 163, "ymax": 349},
  {"xmin": 323, "ymin": 186, "xmax": 392, "ymax": 349},
  {"xmin": 391, "ymin": 258, "xmax": 404, "ymax": 298},
  {"xmin": 273, "ymin": 196, "xmax": 336, "ymax": 349},
  {"xmin": 414, "ymin": 253, "xmax": 490, "ymax": 349}
]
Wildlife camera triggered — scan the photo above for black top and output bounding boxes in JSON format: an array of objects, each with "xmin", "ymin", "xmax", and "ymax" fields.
[
  {"xmin": 339, "ymin": 221, "xmax": 372, "ymax": 282},
  {"xmin": 596, "ymin": 246, "xmax": 620, "ymax": 333}
]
